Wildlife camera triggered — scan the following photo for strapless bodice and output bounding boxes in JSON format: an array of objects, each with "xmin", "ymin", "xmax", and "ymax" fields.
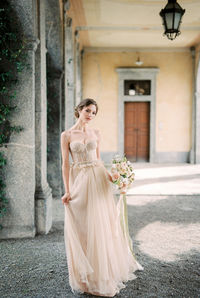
[{"xmin": 69, "ymin": 140, "xmax": 97, "ymax": 164}]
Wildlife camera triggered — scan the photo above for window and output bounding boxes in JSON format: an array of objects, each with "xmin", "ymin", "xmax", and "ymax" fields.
[{"xmin": 124, "ymin": 80, "xmax": 151, "ymax": 96}]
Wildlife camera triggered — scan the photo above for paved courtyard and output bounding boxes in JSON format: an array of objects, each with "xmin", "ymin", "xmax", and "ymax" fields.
[
  {"xmin": 128, "ymin": 163, "xmax": 200, "ymax": 195},
  {"xmin": 0, "ymin": 163, "xmax": 200, "ymax": 298}
]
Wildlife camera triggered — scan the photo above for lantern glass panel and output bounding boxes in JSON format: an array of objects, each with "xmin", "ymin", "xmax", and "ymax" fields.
[
  {"xmin": 174, "ymin": 12, "xmax": 181, "ymax": 29},
  {"xmin": 165, "ymin": 12, "xmax": 173, "ymax": 29}
]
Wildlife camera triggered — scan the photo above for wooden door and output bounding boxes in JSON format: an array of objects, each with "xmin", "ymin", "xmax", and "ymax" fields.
[{"xmin": 124, "ymin": 102, "xmax": 150, "ymax": 162}]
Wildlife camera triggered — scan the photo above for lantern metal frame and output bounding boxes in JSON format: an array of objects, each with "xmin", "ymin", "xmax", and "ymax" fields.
[{"xmin": 160, "ymin": 0, "xmax": 185, "ymax": 40}]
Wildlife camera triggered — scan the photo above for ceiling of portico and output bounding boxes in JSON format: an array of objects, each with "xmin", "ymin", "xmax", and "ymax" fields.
[{"xmin": 69, "ymin": 0, "xmax": 200, "ymax": 49}]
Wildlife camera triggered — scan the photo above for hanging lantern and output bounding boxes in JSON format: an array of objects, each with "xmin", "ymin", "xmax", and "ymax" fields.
[{"xmin": 160, "ymin": 0, "xmax": 185, "ymax": 40}]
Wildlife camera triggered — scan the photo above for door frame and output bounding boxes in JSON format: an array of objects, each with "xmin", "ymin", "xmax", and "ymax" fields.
[{"xmin": 116, "ymin": 67, "xmax": 159, "ymax": 163}]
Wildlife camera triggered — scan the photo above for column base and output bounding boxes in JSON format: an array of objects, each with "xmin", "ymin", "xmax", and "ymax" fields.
[
  {"xmin": 35, "ymin": 183, "xmax": 53, "ymax": 234},
  {"xmin": 0, "ymin": 225, "xmax": 36, "ymax": 239}
]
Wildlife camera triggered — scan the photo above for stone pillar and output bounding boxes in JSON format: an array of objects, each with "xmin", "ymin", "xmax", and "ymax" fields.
[
  {"xmin": 34, "ymin": 0, "xmax": 52, "ymax": 234},
  {"xmin": 195, "ymin": 93, "xmax": 200, "ymax": 163},
  {"xmin": 45, "ymin": 0, "xmax": 65, "ymax": 227},
  {"xmin": 190, "ymin": 47, "xmax": 196, "ymax": 164},
  {"xmin": 0, "ymin": 0, "xmax": 38, "ymax": 239},
  {"xmin": 64, "ymin": 14, "xmax": 75, "ymax": 129},
  {"xmin": 47, "ymin": 68, "xmax": 63, "ymax": 197},
  {"xmin": 75, "ymin": 31, "xmax": 82, "ymax": 105},
  {"xmin": 47, "ymin": 68, "xmax": 64, "ymax": 227},
  {"xmin": 190, "ymin": 47, "xmax": 200, "ymax": 164}
]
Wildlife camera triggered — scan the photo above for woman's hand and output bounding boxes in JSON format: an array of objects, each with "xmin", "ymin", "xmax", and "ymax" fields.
[
  {"xmin": 107, "ymin": 172, "xmax": 113, "ymax": 182},
  {"xmin": 61, "ymin": 192, "xmax": 71, "ymax": 205}
]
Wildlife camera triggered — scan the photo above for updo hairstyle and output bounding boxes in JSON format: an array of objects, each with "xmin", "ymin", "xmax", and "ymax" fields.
[{"xmin": 74, "ymin": 98, "xmax": 98, "ymax": 118}]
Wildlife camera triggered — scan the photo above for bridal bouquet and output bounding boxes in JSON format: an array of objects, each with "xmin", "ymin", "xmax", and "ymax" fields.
[
  {"xmin": 110, "ymin": 155, "xmax": 136, "ymax": 258},
  {"xmin": 111, "ymin": 155, "xmax": 135, "ymax": 194}
]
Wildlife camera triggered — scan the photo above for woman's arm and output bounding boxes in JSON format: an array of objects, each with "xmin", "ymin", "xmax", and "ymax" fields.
[
  {"xmin": 95, "ymin": 129, "xmax": 101, "ymax": 160},
  {"xmin": 95, "ymin": 129, "xmax": 113, "ymax": 182},
  {"xmin": 60, "ymin": 131, "xmax": 71, "ymax": 204}
]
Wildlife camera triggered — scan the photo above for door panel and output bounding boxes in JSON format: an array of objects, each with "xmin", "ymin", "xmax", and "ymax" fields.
[{"xmin": 124, "ymin": 102, "xmax": 150, "ymax": 162}]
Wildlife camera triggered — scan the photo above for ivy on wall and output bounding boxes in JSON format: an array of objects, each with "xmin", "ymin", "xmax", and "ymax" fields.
[{"xmin": 0, "ymin": 2, "xmax": 26, "ymax": 229}]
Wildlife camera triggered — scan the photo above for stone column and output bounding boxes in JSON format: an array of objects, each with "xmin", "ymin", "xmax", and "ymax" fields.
[
  {"xmin": 195, "ymin": 93, "xmax": 200, "ymax": 163},
  {"xmin": 0, "ymin": 0, "xmax": 38, "ymax": 239},
  {"xmin": 75, "ymin": 31, "xmax": 82, "ymax": 106},
  {"xmin": 34, "ymin": 0, "xmax": 52, "ymax": 234},
  {"xmin": 47, "ymin": 68, "xmax": 63, "ymax": 217},
  {"xmin": 64, "ymin": 14, "xmax": 75, "ymax": 129},
  {"xmin": 190, "ymin": 47, "xmax": 200, "ymax": 164},
  {"xmin": 190, "ymin": 47, "xmax": 196, "ymax": 164},
  {"xmin": 45, "ymin": 0, "xmax": 65, "ymax": 227}
]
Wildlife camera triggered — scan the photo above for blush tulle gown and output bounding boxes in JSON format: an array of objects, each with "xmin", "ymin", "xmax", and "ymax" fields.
[{"xmin": 64, "ymin": 139, "xmax": 143, "ymax": 297}]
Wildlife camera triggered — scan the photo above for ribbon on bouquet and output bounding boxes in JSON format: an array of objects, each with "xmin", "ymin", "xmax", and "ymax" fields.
[{"xmin": 117, "ymin": 193, "xmax": 137, "ymax": 260}]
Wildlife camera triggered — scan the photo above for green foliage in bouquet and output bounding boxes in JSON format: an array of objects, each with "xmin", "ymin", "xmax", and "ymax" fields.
[{"xmin": 0, "ymin": 2, "xmax": 26, "ymax": 229}]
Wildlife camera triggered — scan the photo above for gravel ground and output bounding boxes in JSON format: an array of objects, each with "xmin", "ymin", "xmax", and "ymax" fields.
[{"xmin": 0, "ymin": 194, "xmax": 200, "ymax": 298}]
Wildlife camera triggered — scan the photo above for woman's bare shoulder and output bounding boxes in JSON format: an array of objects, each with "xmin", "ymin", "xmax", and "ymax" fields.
[
  {"xmin": 92, "ymin": 128, "xmax": 101, "ymax": 140},
  {"xmin": 93, "ymin": 128, "xmax": 100, "ymax": 134},
  {"xmin": 61, "ymin": 129, "xmax": 72, "ymax": 141}
]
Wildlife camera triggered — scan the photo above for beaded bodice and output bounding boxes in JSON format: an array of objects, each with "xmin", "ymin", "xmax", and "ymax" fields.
[{"xmin": 69, "ymin": 140, "xmax": 97, "ymax": 163}]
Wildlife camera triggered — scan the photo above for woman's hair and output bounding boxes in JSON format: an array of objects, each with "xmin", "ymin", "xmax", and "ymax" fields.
[{"xmin": 74, "ymin": 98, "xmax": 98, "ymax": 118}]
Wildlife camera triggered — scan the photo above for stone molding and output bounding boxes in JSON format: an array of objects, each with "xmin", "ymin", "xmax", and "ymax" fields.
[
  {"xmin": 25, "ymin": 38, "xmax": 40, "ymax": 52},
  {"xmin": 154, "ymin": 151, "xmax": 189, "ymax": 163},
  {"xmin": 35, "ymin": 183, "xmax": 52, "ymax": 201},
  {"xmin": 63, "ymin": 0, "xmax": 70, "ymax": 12},
  {"xmin": 101, "ymin": 151, "xmax": 190, "ymax": 164},
  {"xmin": 75, "ymin": 40, "xmax": 82, "ymax": 105},
  {"xmin": 35, "ymin": 183, "xmax": 52, "ymax": 234},
  {"xmin": 77, "ymin": 25, "xmax": 200, "ymax": 31},
  {"xmin": 66, "ymin": 16, "xmax": 72, "ymax": 27},
  {"xmin": 190, "ymin": 47, "xmax": 200, "ymax": 164},
  {"xmin": 0, "ymin": 225, "xmax": 36, "ymax": 239},
  {"xmin": 84, "ymin": 47, "xmax": 190, "ymax": 53},
  {"xmin": 64, "ymin": 13, "xmax": 75, "ymax": 129},
  {"xmin": 116, "ymin": 67, "xmax": 159, "ymax": 163}
]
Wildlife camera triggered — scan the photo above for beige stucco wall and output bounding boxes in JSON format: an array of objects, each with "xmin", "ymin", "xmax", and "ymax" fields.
[{"xmin": 82, "ymin": 51, "xmax": 193, "ymax": 153}]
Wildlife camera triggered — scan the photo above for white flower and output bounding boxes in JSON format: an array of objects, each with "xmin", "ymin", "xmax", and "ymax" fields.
[
  {"xmin": 111, "ymin": 165, "xmax": 117, "ymax": 174},
  {"xmin": 122, "ymin": 177, "xmax": 128, "ymax": 184},
  {"xmin": 119, "ymin": 181, "xmax": 124, "ymax": 188}
]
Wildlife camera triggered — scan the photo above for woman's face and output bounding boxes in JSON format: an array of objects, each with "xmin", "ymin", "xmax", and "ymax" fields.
[{"xmin": 79, "ymin": 104, "xmax": 97, "ymax": 123}]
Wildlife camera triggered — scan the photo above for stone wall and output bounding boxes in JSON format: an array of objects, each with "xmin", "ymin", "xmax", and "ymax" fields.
[{"xmin": 0, "ymin": 0, "xmax": 81, "ymax": 238}]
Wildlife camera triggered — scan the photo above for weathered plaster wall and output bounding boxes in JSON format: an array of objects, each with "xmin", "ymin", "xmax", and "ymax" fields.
[{"xmin": 82, "ymin": 51, "xmax": 193, "ymax": 155}]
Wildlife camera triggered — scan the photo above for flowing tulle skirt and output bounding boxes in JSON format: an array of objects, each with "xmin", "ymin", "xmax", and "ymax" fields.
[{"xmin": 64, "ymin": 163, "xmax": 143, "ymax": 297}]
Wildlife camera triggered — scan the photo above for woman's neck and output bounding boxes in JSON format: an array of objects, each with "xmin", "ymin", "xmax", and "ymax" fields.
[{"xmin": 74, "ymin": 119, "xmax": 88, "ymax": 132}]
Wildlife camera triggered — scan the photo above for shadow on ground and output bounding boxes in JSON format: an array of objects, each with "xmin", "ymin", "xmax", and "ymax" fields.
[{"xmin": 0, "ymin": 195, "xmax": 199, "ymax": 298}]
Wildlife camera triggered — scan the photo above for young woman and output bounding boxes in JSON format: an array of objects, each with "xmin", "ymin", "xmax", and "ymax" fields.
[{"xmin": 60, "ymin": 98, "xmax": 143, "ymax": 297}]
